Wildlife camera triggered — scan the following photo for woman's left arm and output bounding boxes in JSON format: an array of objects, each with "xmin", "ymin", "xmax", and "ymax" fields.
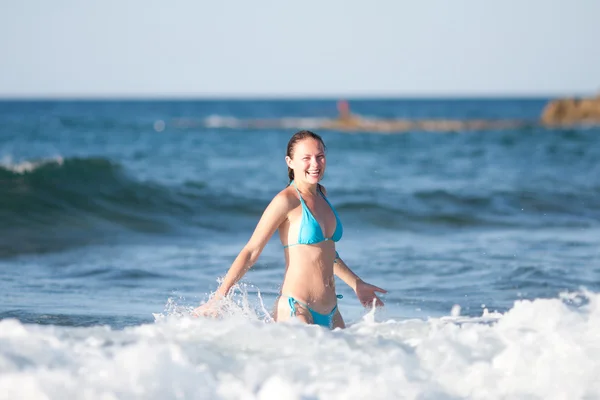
[
  {"xmin": 333, "ymin": 252, "xmax": 387, "ymax": 307},
  {"xmin": 321, "ymin": 185, "xmax": 387, "ymax": 307}
]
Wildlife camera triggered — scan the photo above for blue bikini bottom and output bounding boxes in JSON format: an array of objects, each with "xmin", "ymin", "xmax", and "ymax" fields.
[{"xmin": 283, "ymin": 294, "xmax": 343, "ymax": 329}]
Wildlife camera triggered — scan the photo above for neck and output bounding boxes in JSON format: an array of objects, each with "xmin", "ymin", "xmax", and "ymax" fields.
[{"xmin": 293, "ymin": 180, "xmax": 319, "ymax": 196}]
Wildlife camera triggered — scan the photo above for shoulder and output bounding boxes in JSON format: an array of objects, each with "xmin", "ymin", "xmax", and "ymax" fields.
[{"xmin": 268, "ymin": 186, "xmax": 300, "ymax": 213}]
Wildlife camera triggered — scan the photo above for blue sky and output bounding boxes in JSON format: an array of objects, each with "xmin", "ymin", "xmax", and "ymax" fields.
[{"xmin": 1, "ymin": 1, "xmax": 599, "ymax": 98}]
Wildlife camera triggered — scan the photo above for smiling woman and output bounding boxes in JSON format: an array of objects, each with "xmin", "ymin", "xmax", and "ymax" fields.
[{"xmin": 193, "ymin": 130, "xmax": 387, "ymax": 329}]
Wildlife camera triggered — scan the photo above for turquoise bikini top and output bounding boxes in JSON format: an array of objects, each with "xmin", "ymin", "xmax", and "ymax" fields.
[{"xmin": 283, "ymin": 181, "xmax": 343, "ymax": 248}]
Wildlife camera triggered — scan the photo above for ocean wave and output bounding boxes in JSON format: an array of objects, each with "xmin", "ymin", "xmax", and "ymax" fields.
[
  {"xmin": 0, "ymin": 155, "xmax": 64, "ymax": 174},
  {"xmin": 0, "ymin": 156, "xmax": 261, "ymax": 257},
  {"xmin": 0, "ymin": 290, "xmax": 598, "ymax": 399},
  {"xmin": 336, "ymin": 187, "xmax": 600, "ymax": 230},
  {"xmin": 1, "ymin": 155, "xmax": 597, "ymax": 257},
  {"xmin": 0, "ymin": 156, "xmax": 183, "ymax": 230}
]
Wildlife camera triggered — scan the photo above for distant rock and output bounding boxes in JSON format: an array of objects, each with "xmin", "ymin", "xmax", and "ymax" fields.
[{"xmin": 541, "ymin": 94, "xmax": 600, "ymax": 126}]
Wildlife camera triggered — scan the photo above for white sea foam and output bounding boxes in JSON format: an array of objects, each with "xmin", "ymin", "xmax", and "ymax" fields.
[
  {"xmin": 0, "ymin": 155, "xmax": 64, "ymax": 174},
  {"xmin": 203, "ymin": 115, "xmax": 242, "ymax": 129},
  {"xmin": 200, "ymin": 115, "xmax": 327, "ymax": 130},
  {"xmin": 277, "ymin": 117, "xmax": 327, "ymax": 130},
  {"xmin": 1, "ymin": 290, "xmax": 598, "ymax": 400}
]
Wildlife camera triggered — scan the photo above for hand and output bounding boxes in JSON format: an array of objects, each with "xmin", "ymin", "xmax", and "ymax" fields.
[
  {"xmin": 191, "ymin": 294, "xmax": 223, "ymax": 318},
  {"xmin": 191, "ymin": 302, "xmax": 219, "ymax": 318},
  {"xmin": 355, "ymin": 280, "xmax": 387, "ymax": 308}
]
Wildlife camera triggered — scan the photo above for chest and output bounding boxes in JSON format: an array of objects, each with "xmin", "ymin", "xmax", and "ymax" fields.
[{"xmin": 290, "ymin": 196, "xmax": 336, "ymax": 237}]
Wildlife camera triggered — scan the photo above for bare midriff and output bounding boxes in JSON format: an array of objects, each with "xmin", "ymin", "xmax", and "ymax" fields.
[{"xmin": 280, "ymin": 242, "xmax": 338, "ymax": 314}]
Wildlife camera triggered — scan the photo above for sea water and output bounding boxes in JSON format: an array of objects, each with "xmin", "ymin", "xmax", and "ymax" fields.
[{"xmin": 1, "ymin": 99, "xmax": 599, "ymax": 399}]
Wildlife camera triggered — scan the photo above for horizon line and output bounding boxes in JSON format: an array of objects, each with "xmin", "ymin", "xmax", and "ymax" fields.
[{"xmin": 0, "ymin": 91, "xmax": 594, "ymax": 102}]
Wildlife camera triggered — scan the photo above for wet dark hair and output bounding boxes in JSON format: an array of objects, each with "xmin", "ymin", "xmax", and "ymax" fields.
[{"xmin": 286, "ymin": 130, "xmax": 326, "ymax": 188}]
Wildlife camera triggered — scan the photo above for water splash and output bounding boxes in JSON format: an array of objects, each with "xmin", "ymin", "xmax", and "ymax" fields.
[
  {"xmin": 153, "ymin": 283, "xmax": 274, "ymax": 324},
  {"xmin": 1, "ymin": 289, "xmax": 599, "ymax": 399}
]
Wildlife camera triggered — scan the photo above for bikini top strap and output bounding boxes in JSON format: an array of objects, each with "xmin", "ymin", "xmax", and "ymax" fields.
[
  {"xmin": 319, "ymin": 187, "xmax": 333, "ymax": 207},
  {"xmin": 290, "ymin": 180, "xmax": 305, "ymax": 204}
]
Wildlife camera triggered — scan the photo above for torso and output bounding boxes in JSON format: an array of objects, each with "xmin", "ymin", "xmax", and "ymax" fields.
[{"xmin": 276, "ymin": 185, "xmax": 340, "ymax": 313}]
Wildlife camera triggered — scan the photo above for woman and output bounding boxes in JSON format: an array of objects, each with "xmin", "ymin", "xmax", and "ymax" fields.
[{"xmin": 193, "ymin": 130, "xmax": 386, "ymax": 329}]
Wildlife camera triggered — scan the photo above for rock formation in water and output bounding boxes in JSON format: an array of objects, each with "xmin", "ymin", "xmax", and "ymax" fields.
[
  {"xmin": 169, "ymin": 94, "xmax": 600, "ymax": 134},
  {"xmin": 541, "ymin": 94, "xmax": 600, "ymax": 126}
]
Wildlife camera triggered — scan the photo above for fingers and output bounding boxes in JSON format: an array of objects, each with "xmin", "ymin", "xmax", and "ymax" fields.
[
  {"xmin": 191, "ymin": 304, "xmax": 216, "ymax": 318},
  {"xmin": 373, "ymin": 286, "xmax": 387, "ymax": 294},
  {"xmin": 360, "ymin": 293, "xmax": 385, "ymax": 308},
  {"xmin": 360, "ymin": 295, "xmax": 384, "ymax": 308},
  {"xmin": 192, "ymin": 309, "xmax": 219, "ymax": 318},
  {"xmin": 363, "ymin": 281, "xmax": 387, "ymax": 294}
]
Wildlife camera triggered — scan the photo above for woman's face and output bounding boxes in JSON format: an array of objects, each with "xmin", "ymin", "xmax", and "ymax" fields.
[{"xmin": 287, "ymin": 138, "xmax": 326, "ymax": 185}]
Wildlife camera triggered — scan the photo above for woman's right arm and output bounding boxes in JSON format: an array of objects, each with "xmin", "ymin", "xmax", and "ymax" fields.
[{"xmin": 194, "ymin": 191, "xmax": 291, "ymax": 314}]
